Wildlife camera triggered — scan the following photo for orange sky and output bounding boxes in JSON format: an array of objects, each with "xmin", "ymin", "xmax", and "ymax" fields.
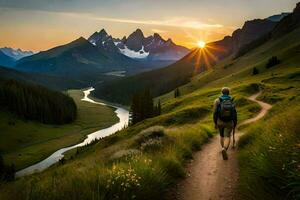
[{"xmin": 0, "ymin": 0, "xmax": 297, "ymax": 51}]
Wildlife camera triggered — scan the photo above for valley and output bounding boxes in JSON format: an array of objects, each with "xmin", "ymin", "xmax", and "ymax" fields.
[{"xmin": 0, "ymin": 89, "xmax": 119, "ymax": 170}]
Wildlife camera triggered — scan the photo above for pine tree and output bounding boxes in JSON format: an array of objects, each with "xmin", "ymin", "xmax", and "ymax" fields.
[
  {"xmin": 174, "ymin": 88, "xmax": 181, "ymax": 98},
  {"xmin": 266, "ymin": 56, "xmax": 280, "ymax": 68},
  {"xmin": 130, "ymin": 89, "xmax": 156, "ymax": 125},
  {"xmin": 156, "ymin": 100, "xmax": 162, "ymax": 115}
]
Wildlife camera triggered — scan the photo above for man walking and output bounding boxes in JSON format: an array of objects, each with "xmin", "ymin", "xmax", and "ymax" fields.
[{"xmin": 213, "ymin": 87, "xmax": 237, "ymax": 160}]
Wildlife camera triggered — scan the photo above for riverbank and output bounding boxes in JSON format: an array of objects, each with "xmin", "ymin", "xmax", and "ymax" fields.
[{"xmin": 0, "ymin": 89, "xmax": 119, "ymax": 170}]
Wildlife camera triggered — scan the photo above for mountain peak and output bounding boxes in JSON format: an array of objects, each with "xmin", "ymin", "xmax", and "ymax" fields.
[
  {"xmin": 153, "ymin": 33, "xmax": 163, "ymax": 40},
  {"xmin": 73, "ymin": 37, "xmax": 86, "ymax": 42},
  {"xmin": 99, "ymin": 29, "xmax": 108, "ymax": 36},
  {"xmin": 166, "ymin": 38, "xmax": 174, "ymax": 45},
  {"xmin": 132, "ymin": 28, "xmax": 144, "ymax": 38}
]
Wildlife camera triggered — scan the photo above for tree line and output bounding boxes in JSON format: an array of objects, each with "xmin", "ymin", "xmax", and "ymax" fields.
[
  {"xmin": 0, "ymin": 79, "xmax": 77, "ymax": 124},
  {"xmin": 130, "ymin": 89, "xmax": 161, "ymax": 125}
]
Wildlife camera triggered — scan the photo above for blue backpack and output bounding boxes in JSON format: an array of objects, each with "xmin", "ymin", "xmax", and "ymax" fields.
[{"xmin": 218, "ymin": 95, "xmax": 235, "ymax": 122}]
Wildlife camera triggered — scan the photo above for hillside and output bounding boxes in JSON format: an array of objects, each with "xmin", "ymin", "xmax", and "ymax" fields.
[
  {"xmin": 0, "ymin": 66, "xmax": 85, "ymax": 91},
  {"xmin": 92, "ymin": 13, "xmax": 282, "ymax": 105},
  {"xmin": 1, "ymin": 3, "xmax": 299, "ymax": 199}
]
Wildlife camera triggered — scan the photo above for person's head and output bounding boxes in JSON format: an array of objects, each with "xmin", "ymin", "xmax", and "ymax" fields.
[{"xmin": 221, "ymin": 87, "xmax": 230, "ymax": 95}]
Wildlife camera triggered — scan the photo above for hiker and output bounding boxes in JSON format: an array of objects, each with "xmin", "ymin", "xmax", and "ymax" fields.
[{"xmin": 213, "ymin": 87, "xmax": 237, "ymax": 160}]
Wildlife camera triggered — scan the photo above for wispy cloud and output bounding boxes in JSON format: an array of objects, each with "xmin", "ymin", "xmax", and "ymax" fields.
[
  {"xmin": 59, "ymin": 11, "xmax": 223, "ymax": 30},
  {"xmin": 151, "ymin": 29, "xmax": 167, "ymax": 33},
  {"xmin": 90, "ymin": 16, "xmax": 224, "ymax": 29}
]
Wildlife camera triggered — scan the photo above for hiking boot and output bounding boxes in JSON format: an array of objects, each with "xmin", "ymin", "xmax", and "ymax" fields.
[{"xmin": 222, "ymin": 149, "xmax": 228, "ymax": 160}]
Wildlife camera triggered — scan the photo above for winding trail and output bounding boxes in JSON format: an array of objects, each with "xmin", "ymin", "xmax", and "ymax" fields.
[{"xmin": 174, "ymin": 92, "xmax": 272, "ymax": 200}]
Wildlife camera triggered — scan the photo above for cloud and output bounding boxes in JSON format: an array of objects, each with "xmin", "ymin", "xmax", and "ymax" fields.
[
  {"xmin": 151, "ymin": 29, "xmax": 167, "ymax": 33},
  {"xmin": 58, "ymin": 11, "xmax": 223, "ymax": 30},
  {"xmin": 89, "ymin": 16, "xmax": 224, "ymax": 30}
]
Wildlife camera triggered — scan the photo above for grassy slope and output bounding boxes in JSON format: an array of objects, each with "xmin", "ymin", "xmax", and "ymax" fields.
[
  {"xmin": 0, "ymin": 89, "xmax": 118, "ymax": 170},
  {"xmin": 0, "ymin": 66, "xmax": 86, "ymax": 91},
  {"xmin": 0, "ymin": 28, "xmax": 299, "ymax": 200}
]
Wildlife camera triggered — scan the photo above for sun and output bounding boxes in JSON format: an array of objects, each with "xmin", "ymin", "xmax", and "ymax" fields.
[{"xmin": 197, "ymin": 41, "xmax": 206, "ymax": 49}]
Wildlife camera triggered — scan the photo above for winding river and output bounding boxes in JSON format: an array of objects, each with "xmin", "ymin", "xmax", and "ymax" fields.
[{"xmin": 16, "ymin": 88, "xmax": 129, "ymax": 177}]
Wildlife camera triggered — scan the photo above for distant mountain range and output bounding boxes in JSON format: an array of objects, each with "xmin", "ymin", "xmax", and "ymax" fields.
[
  {"xmin": 0, "ymin": 47, "xmax": 34, "ymax": 60},
  {"xmin": 0, "ymin": 47, "xmax": 34, "ymax": 67},
  {"xmin": 88, "ymin": 29, "xmax": 190, "ymax": 61}
]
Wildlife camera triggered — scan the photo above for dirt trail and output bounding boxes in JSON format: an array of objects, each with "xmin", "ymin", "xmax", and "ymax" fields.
[{"xmin": 174, "ymin": 92, "xmax": 272, "ymax": 200}]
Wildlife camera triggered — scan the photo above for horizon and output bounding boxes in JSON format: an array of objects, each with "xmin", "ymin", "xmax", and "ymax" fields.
[{"xmin": 0, "ymin": 0, "xmax": 298, "ymax": 51}]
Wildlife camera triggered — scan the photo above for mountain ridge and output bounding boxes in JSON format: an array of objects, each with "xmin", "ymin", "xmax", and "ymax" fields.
[{"xmin": 0, "ymin": 47, "xmax": 34, "ymax": 60}]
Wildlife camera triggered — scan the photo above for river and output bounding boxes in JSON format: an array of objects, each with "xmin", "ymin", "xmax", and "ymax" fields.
[{"xmin": 16, "ymin": 87, "xmax": 129, "ymax": 177}]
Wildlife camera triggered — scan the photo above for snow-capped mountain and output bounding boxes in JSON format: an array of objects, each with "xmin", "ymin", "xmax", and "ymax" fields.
[
  {"xmin": 88, "ymin": 29, "xmax": 120, "ymax": 53},
  {"xmin": 88, "ymin": 29, "xmax": 190, "ymax": 61},
  {"xmin": 0, "ymin": 47, "xmax": 34, "ymax": 60}
]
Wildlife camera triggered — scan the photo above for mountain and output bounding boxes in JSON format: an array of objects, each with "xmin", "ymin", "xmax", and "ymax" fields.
[
  {"xmin": 271, "ymin": 2, "xmax": 300, "ymax": 38},
  {"xmin": 0, "ymin": 51, "xmax": 16, "ymax": 67},
  {"xmin": 235, "ymin": 2, "xmax": 300, "ymax": 58},
  {"xmin": 15, "ymin": 37, "xmax": 143, "ymax": 85},
  {"xmin": 88, "ymin": 29, "xmax": 120, "ymax": 54},
  {"xmin": 92, "ymin": 7, "xmax": 300, "ymax": 105},
  {"xmin": 205, "ymin": 17, "xmax": 278, "ymax": 61},
  {"xmin": 88, "ymin": 28, "xmax": 190, "ymax": 61},
  {"xmin": 0, "ymin": 47, "xmax": 34, "ymax": 60}
]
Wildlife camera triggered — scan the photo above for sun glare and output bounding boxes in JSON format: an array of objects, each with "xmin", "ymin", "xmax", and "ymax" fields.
[{"xmin": 197, "ymin": 41, "xmax": 206, "ymax": 48}]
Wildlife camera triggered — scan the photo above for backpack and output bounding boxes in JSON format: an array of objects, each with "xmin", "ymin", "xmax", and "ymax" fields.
[{"xmin": 218, "ymin": 96, "xmax": 235, "ymax": 122}]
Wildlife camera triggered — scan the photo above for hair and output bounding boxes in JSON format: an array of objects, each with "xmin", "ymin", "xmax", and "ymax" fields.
[{"xmin": 221, "ymin": 87, "xmax": 230, "ymax": 95}]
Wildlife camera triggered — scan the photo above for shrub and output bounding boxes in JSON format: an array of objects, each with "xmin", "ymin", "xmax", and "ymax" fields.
[
  {"xmin": 132, "ymin": 126, "xmax": 165, "ymax": 146},
  {"xmin": 252, "ymin": 67, "xmax": 259, "ymax": 75}
]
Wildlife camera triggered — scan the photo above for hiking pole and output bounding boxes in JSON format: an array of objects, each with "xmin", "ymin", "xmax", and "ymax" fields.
[{"xmin": 232, "ymin": 128, "xmax": 236, "ymax": 149}]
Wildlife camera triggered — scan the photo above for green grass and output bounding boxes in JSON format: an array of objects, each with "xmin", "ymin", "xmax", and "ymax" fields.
[
  {"xmin": 238, "ymin": 97, "xmax": 300, "ymax": 200},
  {"xmin": 0, "ymin": 89, "xmax": 118, "ymax": 170}
]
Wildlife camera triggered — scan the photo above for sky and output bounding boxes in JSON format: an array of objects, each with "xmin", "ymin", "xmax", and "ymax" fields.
[{"xmin": 0, "ymin": 0, "xmax": 298, "ymax": 51}]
